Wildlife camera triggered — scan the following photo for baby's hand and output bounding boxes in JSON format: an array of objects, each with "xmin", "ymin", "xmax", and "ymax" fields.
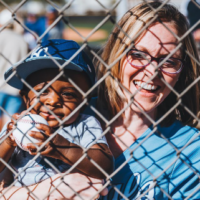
[
  {"xmin": 6, "ymin": 110, "xmax": 32, "ymax": 148},
  {"xmin": 26, "ymin": 123, "xmax": 54, "ymax": 156},
  {"xmin": 5, "ymin": 113, "xmax": 21, "ymax": 147}
]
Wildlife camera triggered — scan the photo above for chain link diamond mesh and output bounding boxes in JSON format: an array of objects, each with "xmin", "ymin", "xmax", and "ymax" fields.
[{"xmin": 0, "ymin": 0, "xmax": 199, "ymax": 199}]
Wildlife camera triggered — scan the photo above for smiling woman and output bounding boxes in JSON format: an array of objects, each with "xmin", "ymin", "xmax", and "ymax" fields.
[
  {"xmin": 120, "ymin": 22, "xmax": 181, "ymax": 118},
  {"xmin": 96, "ymin": 1, "xmax": 200, "ymax": 199},
  {"xmin": 98, "ymin": 2, "xmax": 200, "ymax": 127}
]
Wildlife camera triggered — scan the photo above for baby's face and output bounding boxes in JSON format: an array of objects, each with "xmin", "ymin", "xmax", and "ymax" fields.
[{"xmin": 22, "ymin": 69, "xmax": 90, "ymax": 128}]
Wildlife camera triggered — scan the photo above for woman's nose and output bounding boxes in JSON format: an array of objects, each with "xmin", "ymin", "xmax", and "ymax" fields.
[{"xmin": 144, "ymin": 61, "xmax": 158, "ymax": 76}]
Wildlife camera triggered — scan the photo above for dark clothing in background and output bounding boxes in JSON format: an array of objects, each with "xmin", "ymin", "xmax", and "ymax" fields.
[{"xmin": 187, "ymin": 0, "xmax": 200, "ymax": 31}]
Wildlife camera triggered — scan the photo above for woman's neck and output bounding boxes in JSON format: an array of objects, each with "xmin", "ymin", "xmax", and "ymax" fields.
[
  {"xmin": 107, "ymin": 107, "xmax": 156, "ymax": 157},
  {"xmin": 114, "ymin": 106, "xmax": 155, "ymax": 135}
]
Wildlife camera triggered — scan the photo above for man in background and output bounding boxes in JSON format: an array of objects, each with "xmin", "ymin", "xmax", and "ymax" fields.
[{"xmin": 0, "ymin": 9, "xmax": 28, "ymax": 130}]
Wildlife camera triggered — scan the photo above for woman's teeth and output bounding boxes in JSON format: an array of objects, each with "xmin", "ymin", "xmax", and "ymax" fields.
[{"xmin": 134, "ymin": 81, "xmax": 158, "ymax": 91}]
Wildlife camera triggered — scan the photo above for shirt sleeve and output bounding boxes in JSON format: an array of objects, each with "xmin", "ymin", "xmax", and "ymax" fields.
[
  {"xmin": 58, "ymin": 115, "xmax": 108, "ymax": 149},
  {"xmin": 77, "ymin": 115, "xmax": 108, "ymax": 148}
]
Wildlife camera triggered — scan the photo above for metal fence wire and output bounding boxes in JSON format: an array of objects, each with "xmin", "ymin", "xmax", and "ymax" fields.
[{"xmin": 0, "ymin": 0, "xmax": 200, "ymax": 199}]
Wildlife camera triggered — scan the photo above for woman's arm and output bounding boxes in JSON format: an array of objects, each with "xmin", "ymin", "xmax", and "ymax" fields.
[{"xmin": 0, "ymin": 173, "xmax": 108, "ymax": 200}]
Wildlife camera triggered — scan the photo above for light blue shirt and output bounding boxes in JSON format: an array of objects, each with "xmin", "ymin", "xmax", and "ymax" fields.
[{"xmin": 101, "ymin": 120, "xmax": 200, "ymax": 199}]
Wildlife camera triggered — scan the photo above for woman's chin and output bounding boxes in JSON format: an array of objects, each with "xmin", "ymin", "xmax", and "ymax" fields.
[{"xmin": 130, "ymin": 102, "xmax": 158, "ymax": 118}]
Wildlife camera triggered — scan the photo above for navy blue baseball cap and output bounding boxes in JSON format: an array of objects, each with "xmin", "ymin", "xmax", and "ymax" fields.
[{"xmin": 4, "ymin": 39, "xmax": 95, "ymax": 89}]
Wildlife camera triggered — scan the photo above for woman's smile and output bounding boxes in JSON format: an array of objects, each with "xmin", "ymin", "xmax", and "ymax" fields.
[{"xmin": 133, "ymin": 80, "xmax": 161, "ymax": 96}]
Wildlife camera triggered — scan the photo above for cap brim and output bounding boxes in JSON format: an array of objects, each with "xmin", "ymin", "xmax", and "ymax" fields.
[{"xmin": 4, "ymin": 57, "xmax": 83, "ymax": 90}]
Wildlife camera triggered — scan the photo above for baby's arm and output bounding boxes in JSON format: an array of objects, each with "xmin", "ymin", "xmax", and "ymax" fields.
[
  {"xmin": 0, "ymin": 136, "xmax": 15, "ymax": 173},
  {"xmin": 0, "ymin": 116, "xmax": 18, "ymax": 172},
  {"xmin": 51, "ymin": 135, "xmax": 114, "ymax": 179},
  {"xmin": 26, "ymin": 126, "xmax": 114, "ymax": 179},
  {"xmin": 0, "ymin": 167, "xmax": 14, "ymax": 188}
]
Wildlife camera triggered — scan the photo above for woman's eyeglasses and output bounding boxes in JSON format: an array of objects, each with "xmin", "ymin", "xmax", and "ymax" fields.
[{"xmin": 126, "ymin": 49, "xmax": 184, "ymax": 74}]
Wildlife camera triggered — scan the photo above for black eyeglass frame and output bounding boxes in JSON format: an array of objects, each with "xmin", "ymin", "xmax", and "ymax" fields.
[{"xmin": 126, "ymin": 49, "xmax": 184, "ymax": 75}]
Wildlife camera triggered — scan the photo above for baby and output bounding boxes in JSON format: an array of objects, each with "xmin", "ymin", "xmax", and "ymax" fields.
[{"xmin": 0, "ymin": 39, "xmax": 114, "ymax": 187}]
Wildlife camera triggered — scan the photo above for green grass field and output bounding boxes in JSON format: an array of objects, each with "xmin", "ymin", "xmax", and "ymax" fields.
[{"xmin": 66, "ymin": 16, "xmax": 115, "ymax": 46}]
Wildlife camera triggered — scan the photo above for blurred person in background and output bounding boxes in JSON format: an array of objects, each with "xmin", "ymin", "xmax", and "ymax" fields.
[
  {"xmin": 0, "ymin": 9, "xmax": 28, "ymax": 131},
  {"xmin": 23, "ymin": 12, "xmax": 38, "ymax": 50},
  {"xmin": 24, "ymin": 5, "xmax": 64, "ymax": 50},
  {"xmin": 187, "ymin": 0, "xmax": 200, "ymax": 44},
  {"xmin": 181, "ymin": 0, "xmax": 200, "ymax": 45},
  {"xmin": 43, "ymin": 5, "xmax": 64, "ymax": 40}
]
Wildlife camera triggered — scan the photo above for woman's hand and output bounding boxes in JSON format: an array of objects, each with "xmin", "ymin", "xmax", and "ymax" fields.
[
  {"xmin": 0, "ymin": 173, "xmax": 108, "ymax": 200},
  {"xmin": 48, "ymin": 173, "xmax": 108, "ymax": 200}
]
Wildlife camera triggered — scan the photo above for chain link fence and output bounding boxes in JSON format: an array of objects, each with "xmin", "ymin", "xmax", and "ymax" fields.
[{"xmin": 0, "ymin": 0, "xmax": 200, "ymax": 199}]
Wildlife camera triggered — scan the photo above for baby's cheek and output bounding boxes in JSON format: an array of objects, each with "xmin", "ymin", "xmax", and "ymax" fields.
[
  {"xmin": 29, "ymin": 101, "xmax": 43, "ymax": 113},
  {"xmin": 64, "ymin": 101, "xmax": 80, "ymax": 110},
  {"xmin": 63, "ymin": 107, "xmax": 81, "ymax": 125}
]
